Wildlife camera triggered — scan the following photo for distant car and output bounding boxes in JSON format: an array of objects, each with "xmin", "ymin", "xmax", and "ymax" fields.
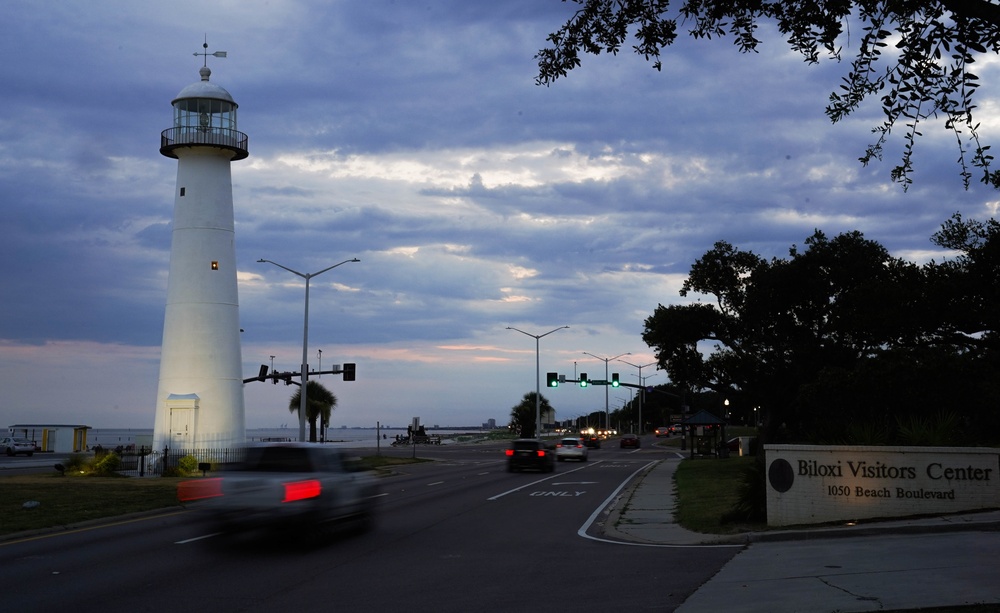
[
  {"xmin": 620, "ymin": 433, "xmax": 641, "ymax": 448},
  {"xmin": 1, "ymin": 437, "xmax": 34, "ymax": 457},
  {"xmin": 506, "ymin": 439, "xmax": 556, "ymax": 472},
  {"xmin": 582, "ymin": 435, "xmax": 602, "ymax": 449},
  {"xmin": 178, "ymin": 443, "xmax": 380, "ymax": 535},
  {"xmin": 669, "ymin": 424, "xmax": 684, "ymax": 435},
  {"xmin": 555, "ymin": 437, "xmax": 588, "ymax": 462},
  {"xmin": 654, "ymin": 427, "xmax": 670, "ymax": 437}
]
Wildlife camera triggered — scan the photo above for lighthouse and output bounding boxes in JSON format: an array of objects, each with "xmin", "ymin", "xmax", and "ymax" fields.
[{"xmin": 152, "ymin": 45, "xmax": 248, "ymax": 452}]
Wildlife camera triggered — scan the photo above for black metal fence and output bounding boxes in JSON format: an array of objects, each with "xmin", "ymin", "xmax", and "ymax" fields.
[{"xmin": 115, "ymin": 446, "xmax": 248, "ymax": 477}]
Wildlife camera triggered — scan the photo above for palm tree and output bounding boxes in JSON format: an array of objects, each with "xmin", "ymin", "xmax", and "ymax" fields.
[
  {"xmin": 288, "ymin": 380, "xmax": 337, "ymax": 442},
  {"xmin": 509, "ymin": 391, "xmax": 553, "ymax": 438}
]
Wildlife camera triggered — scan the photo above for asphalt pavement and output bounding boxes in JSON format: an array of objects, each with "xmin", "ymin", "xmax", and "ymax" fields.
[{"xmin": 604, "ymin": 457, "xmax": 1000, "ymax": 612}]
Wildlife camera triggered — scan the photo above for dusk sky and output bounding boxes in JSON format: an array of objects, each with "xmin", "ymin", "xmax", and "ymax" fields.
[{"xmin": 2, "ymin": 1, "xmax": 998, "ymax": 430}]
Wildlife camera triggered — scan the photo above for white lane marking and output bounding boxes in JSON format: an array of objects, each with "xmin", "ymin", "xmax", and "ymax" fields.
[
  {"xmin": 427, "ymin": 481, "xmax": 444, "ymax": 486},
  {"xmin": 487, "ymin": 462, "xmax": 599, "ymax": 501},
  {"xmin": 175, "ymin": 532, "xmax": 221, "ymax": 545}
]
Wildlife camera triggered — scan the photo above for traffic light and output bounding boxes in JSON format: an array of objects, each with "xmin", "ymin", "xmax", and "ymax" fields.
[
  {"xmin": 546, "ymin": 372, "xmax": 559, "ymax": 388},
  {"xmin": 579, "ymin": 373, "xmax": 588, "ymax": 387},
  {"xmin": 257, "ymin": 364, "xmax": 269, "ymax": 382},
  {"xmin": 611, "ymin": 372, "xmax": 620, "ymax": 387},
  {"xmin": 343, "ymin": 363, "xmax": 356, "ymax": 381}
]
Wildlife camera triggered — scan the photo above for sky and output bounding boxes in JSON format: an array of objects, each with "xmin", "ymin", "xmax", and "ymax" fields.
[{"xmin": 2, "ymin": 1, "xmax": 999, "ymax": 431}]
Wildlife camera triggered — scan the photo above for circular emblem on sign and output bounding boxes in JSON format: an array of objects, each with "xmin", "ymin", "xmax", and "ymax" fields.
[{"xmin": 768, "ymin": 458, "xmax": 794, "ymax": 493}]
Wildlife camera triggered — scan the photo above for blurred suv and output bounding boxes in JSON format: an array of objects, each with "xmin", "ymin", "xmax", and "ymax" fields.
[
  {"xmin": 506, "ymin": 439, "xmax": 556, "ymax": 472},
  {"xmin": 555, "ymin": 437, "xmax": 588, "ymax": 462}
]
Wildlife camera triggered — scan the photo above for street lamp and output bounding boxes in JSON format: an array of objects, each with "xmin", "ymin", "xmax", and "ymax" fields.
[
  {"xmin": 619, "ymin": 359, "xmax": 656, "ymax": 434},
  {"xmin": 583, "ymin": 351, "xmax": 630, "ymax": 431},
  {"xmin": 507, "ymin": 325, "xmax": 569, "ymax": 438},
  {"xmin": 258, "ymin": 257, "xmax": 360, "ymax": 442}
]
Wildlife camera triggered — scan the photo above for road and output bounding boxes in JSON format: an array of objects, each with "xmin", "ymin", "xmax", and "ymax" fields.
[{"xmin": 0, "ymin": 437, "xmax": 739, "ymax": 612}]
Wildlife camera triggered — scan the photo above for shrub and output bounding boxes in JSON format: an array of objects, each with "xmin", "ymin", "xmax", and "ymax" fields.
[
  {"xmin": 92, "ymin": 452, "xmax": 121, "ymax": 476},
  {"xmin": 163, "ymin": 454, "xmax": 200, "ymax": 477},
  {"xmin": 177, "ymin": 454, "xmax": 199, "ymax": 475},
  {"xmin": 723, "ymin": 455, "xmax": 767, "ymax": 524}
]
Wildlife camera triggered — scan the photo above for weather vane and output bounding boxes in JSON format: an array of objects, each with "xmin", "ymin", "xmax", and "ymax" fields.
[{"xmin": 194, "ymin": 36, "xmax": 227, "ymax": 67}]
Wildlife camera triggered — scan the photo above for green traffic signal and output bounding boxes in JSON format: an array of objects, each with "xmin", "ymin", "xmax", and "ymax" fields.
[
  {"xmin": 547, "ymin": 372, "xmax": 559, "ymax": 388},
  {"xmin": 611, "ymin": 372, "xmax": 620, "ymax": 387},
  {"xmin": 580, "ymin": 373, "xmax": 588, "ymax": 387}
]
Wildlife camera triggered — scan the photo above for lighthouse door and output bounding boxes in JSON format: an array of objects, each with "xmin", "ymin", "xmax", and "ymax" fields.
[{"xmin": 169, "ymin": 408, "xmax": 194, "ymax": 450}]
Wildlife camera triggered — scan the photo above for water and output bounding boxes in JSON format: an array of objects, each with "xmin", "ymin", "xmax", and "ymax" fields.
[{"xmin": 85, "ymin": 426, "xmax": 489, "ymax": 449}]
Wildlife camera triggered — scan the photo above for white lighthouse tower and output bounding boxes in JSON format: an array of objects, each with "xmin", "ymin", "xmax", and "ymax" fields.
[{"xmin": 152, "ymin": 45, "xmax": 248, "ymax": 452}]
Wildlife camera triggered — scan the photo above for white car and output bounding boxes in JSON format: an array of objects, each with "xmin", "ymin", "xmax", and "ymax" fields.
[
  {"xmin": 1, "ymin": 437, "xmax": 35, "ymax": 456},
  {"xmin": 555, "ymin": 437, "xmax": 588, "ymax": 462}
]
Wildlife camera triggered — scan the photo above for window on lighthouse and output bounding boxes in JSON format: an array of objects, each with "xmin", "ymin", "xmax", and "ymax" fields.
[{"xmin": 174, "ymin": 98, "xmax": 237, "ymax": 132}]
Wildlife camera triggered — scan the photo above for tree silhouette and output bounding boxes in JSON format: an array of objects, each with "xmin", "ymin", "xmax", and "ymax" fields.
[{"xmin": 289, "ymin": 380, "xmax": 337, "ymax": 443}]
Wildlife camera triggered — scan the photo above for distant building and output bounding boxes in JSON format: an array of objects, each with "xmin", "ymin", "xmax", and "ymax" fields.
[
  {"xmin": 483, "ymin": 418, "xmax": 497, "ymax": 429},
  {"xmin": 8, "ymin": 424, "xmax": 90, "ymax": 453}
]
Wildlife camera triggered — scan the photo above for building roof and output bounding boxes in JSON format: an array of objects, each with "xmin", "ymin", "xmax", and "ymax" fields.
[
  {"xmin": 172, "ymin": 66, "xmax": 236, "ymax": 105},
  {"xmin": 8, "ymin": 424, "xmax": 91, "ymax": 429},
  {"xmin": 681, "ymin": 409, "xmax": 725, "ymax": 426}
]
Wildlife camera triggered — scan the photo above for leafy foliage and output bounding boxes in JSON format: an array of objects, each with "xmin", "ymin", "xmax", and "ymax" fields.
[
  {"xmin": 643, "ymin": 215, "xmax": 1000, "ymax": 445},
  {"xmin": 509, "ymin": 391, "xmax": 553, "ymax": 438},
  {"xmin": 92, "ymin": 451, "xmax": 122, "ymax": 476},
  {"xmin": 289, "ymin": 380, "xmax": 338, "ymax": 443},
  {"xmin": 537, "ymin": 0, "xmax": 1000, "ymax": 188}
]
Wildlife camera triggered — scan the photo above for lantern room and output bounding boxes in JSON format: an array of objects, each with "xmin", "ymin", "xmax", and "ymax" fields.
[{"xmin": 160, "ymin": 65, "xmax": 248, "ymax": 160}]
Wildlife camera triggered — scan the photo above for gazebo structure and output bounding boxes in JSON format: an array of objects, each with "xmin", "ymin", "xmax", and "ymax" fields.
[{"xmin": 681, "ymin": 410, "xmax": 727, "ymax": 459}]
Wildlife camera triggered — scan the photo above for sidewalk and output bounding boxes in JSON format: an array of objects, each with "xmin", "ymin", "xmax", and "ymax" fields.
[{"xmin": 604, "ymin": 458, "xmax": 1000, "ymax": 612}]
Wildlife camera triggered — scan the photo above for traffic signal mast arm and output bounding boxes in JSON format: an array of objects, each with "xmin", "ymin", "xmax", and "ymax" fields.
[{"xmin": 243, "ymin": 363, "xmax": 356, "ymax": 384}]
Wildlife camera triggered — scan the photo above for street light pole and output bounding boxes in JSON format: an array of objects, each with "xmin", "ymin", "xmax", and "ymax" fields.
[
  {"xmin": 507, "ymin": 325, "xmax": 569, "ymax": 438},
  {"xmin": 619, "ymin": 359, "xmax": 656, "ymax": 434},
  {"xmin": 583, "ymin": 351, "xmax": 630, "ymax": 432},
  {"xmin": 258, "ymin": 257, "xmax": 360, "ymax": 442}
]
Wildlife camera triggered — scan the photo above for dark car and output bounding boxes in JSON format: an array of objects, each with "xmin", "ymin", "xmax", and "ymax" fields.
[
  {"xmin": 506, "ymin": 439, "xmax": 556, "ymax": 472},
  {"xmin": 582, "ymin": 435, "xmax": 602, "ymax": 449},
  {"xmin": 620, "ymin": 433, "xmax": 641, "ymax": 448}
]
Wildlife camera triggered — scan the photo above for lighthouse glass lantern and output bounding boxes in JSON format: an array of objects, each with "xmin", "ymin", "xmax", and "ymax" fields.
[{"xmin": 160, "ymin": 65, "xmax": 248, "ymax": 161}]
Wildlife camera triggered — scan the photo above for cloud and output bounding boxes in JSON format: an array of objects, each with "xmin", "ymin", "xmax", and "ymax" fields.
[{"xmin": 1, "ymin": 0, "xmax": 998, "ymax": 428}]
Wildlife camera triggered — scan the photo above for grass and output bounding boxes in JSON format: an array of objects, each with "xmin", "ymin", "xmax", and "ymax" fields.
[
  {"xmin": 673, "ymin": 455, "xmax": 763, "ymax": 534},
  {"xmin": 0, "ymin": 474, "xmax": 184, "ymax": 535}
]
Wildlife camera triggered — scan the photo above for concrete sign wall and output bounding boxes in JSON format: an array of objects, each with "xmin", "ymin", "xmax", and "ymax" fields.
[{"xmin": 765, "ymin": 445, "xmax": 1000, "ymax": 527}]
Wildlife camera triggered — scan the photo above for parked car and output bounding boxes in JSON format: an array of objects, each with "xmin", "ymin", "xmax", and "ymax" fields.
[
  {"xmin": 620, "ymin": 433, "xmax": 641, "ymax": 448},
  {"xmin": 654, "ymin": 426, "xmax": 670, "ymax": 437},
  {"xmin": 582, "ymin": 435, "xmax": 602, "ymax": 449},
  {"xmin": 506, "ymin": 439, "xmax": 556, "ymax": 472},
  {"xmin": 1, "ymin": 437, "xmax": 35, "ymax": 456},
  {"xmin": 669, "ymin": 424, "xmax": 684, "ymax": 435},
  {"xmin": 178, "ymin": 443, "xmax": 380, "ymax": 535},
  {"xmin": 555, "ymin": 437, "xmax": 588, "ymax": 462}
]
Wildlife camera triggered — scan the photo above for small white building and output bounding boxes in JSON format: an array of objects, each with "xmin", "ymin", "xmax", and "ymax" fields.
[{"xmin": 7, "ymin": 424, "xmax": 91, "ymax": 453}]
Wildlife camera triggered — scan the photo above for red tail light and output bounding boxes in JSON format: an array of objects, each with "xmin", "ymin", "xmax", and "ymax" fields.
[
  {"xmin": 505, "ymin": 449, "xmax": 514, "ymax": 456},
  {"xmin": 536, "ymin": 450, "xmax": 546, "ymax": 457},
  {"xmin": 177, "ymin": 478, "xmax": 222, "ymax": 502},
  {"xmin": 283, "ymin": 479, "xmax": 322, "ymax": 502}
]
